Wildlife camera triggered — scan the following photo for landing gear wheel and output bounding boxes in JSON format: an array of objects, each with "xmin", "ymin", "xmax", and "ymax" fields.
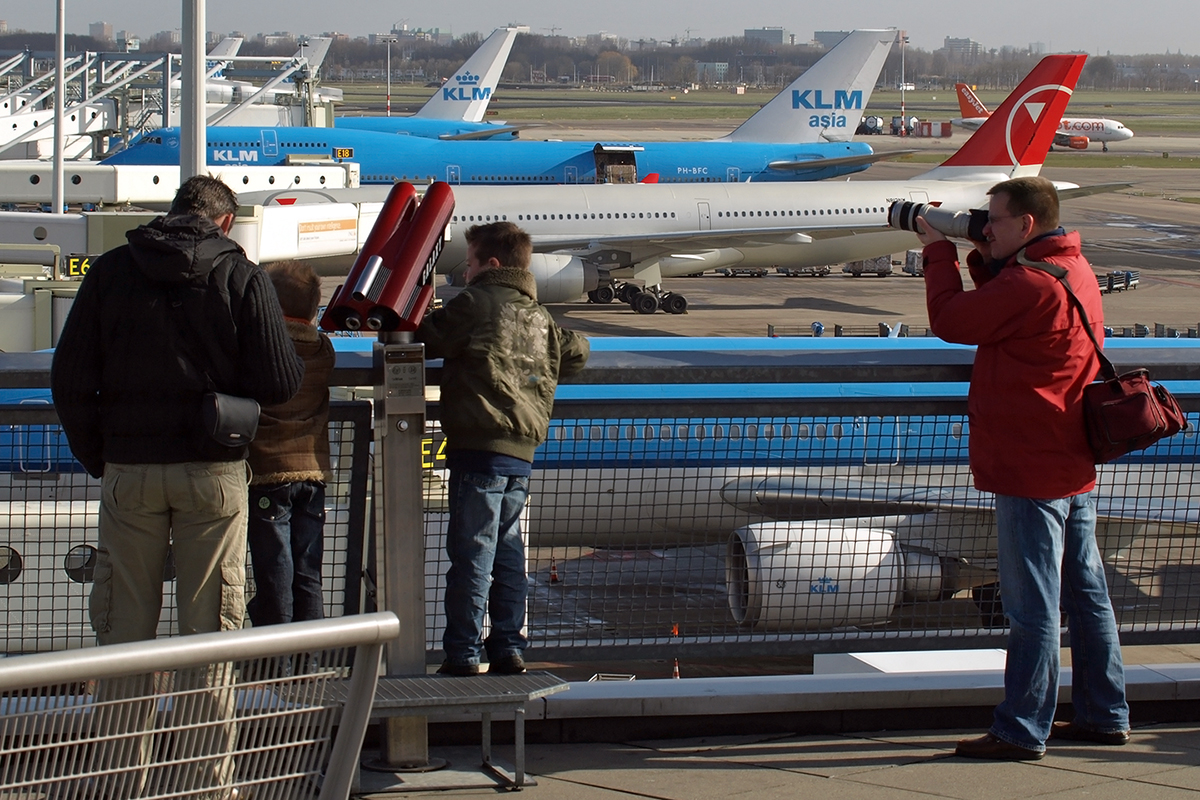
[
  {"xmin": 617, "ymin": 284, "xmax": 640, "ymax": 304},
  {"xmin": 663, "ymin": 293, "xmax": 688, "ymax": 314},
  {"xmin": 632, "ymin": 292, "xmax": 660, "ymax": 314},
  {"xmin": 972, "ymin": 584, "xmax": 1006, "ymax": 628},
  {"xmin": 592, "ymin": 285, "xmax": 615, "ymax": 304},
  {"xmin": 1103, "ymin": 143, "xmax": 1109, "ymax": 152}
]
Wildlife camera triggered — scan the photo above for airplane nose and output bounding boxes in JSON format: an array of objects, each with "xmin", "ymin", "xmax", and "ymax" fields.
[{"xmin": 1121, "ymin": 128, "xmax": 1135, "ymax": 140}]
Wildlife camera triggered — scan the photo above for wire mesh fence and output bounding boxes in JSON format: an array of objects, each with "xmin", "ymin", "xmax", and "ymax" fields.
[
  {"xmin": 421, "ymin": 400, "xmax": 1200, "ymax": 661},
  {"xmin": 3, "ymin": 393, "xmax": 1200, "ymax": 665},
  {"xmin": 0, "ymin": 402, "xmax": 372, "ymax": 654}
]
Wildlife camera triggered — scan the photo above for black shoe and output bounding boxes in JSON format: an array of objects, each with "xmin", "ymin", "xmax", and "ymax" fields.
[
  {"xmin": 955, "ymin": 733, "xmax": 1044, "ymax": 761},
  {"xmin": 1050, "ymin": 721, "xmax": 1130, "ymax": 746},
  {"xmin": 488, "ymin": 654, "xmax": 527, "ymax": 675},
  {"xmin": 436, "ymin": 660, "xmax": 480, "ymax": 676}
]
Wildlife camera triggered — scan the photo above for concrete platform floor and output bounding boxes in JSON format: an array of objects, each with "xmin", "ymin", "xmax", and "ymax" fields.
[{"xmin": 362, "ymin": 723, "xmax": 1200, "ymax": 799}]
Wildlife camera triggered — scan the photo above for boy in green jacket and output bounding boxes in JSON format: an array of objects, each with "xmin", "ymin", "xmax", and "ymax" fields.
[{"xmin": 418, "ymin": 222, "xmax": 589, "ymax": 676}]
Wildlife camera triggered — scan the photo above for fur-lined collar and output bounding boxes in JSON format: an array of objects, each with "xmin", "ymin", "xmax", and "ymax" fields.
[{"xmin": 469, "ymin": 266, "xmax": 538, "ymax": 301}]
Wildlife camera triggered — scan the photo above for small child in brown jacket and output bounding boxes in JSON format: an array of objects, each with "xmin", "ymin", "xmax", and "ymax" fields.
[{"xmin": 246, "ymin": 260, "xmax": 336, "ymax": 625}]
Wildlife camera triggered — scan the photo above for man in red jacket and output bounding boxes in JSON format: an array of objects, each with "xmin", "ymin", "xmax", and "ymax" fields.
[{"xmin": 917, "ymin": 176, "xmax": 1129, "ymax": 760}]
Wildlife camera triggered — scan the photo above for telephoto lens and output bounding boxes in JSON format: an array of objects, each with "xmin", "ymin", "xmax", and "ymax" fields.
[{"xmin": 888, "ymin": 200, "xmax": 988, "ymax": 242}]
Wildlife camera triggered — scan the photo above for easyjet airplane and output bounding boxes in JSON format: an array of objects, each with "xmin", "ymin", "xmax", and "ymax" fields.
[{"xmin": 951, "ymin": 81, "xmax": 1133, "ymax": 151}]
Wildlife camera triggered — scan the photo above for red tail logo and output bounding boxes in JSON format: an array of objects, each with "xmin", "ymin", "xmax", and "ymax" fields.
[{"xmin": 942, "ymin": 55, "xmax": 1086, "ymax": 169}]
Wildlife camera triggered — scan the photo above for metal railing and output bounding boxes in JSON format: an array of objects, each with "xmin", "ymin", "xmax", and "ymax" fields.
[{"xmin": 0, "ymin": 611, "xmax": 399, "ymax": 800}]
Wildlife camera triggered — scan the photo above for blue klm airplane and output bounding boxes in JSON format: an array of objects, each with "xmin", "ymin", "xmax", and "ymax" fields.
[
  {"xmin": 101, "ymin": 30, "xmax": 902, "ymax": 185},
  {"xmin": 333, "ymin": 27, "xmax": 524, "ymax": 141}
]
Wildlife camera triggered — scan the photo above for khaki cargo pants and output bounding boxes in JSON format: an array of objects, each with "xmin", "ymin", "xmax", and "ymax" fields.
[{"xmin": 92, "ymin": 460, "xmax": 250, "ymax": 643}]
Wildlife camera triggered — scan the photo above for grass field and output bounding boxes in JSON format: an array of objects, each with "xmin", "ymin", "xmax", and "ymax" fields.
[{"xmin": 329, "ymin": 83, "xmax": 1200, "ymax": 135}]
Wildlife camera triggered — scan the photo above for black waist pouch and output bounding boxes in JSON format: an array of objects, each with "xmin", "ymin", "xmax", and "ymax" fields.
[{"xmin": 201, "ymin": 391, "xmax": 261, "ymax": 447}]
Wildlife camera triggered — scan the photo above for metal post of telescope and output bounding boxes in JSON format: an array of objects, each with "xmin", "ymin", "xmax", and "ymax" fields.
[{"xmin": 367, "ymin": 330, "xmax": 443, "ymax": 772}]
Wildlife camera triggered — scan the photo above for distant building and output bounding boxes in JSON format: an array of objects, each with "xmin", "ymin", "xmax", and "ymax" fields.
[
  {"xmin": 814, "ymin": 30, "xmax": 850, "ymax": 50},
  {"xmin": 942, "ymin": 37, "xmax": 985, "ymax": 63},
  {"xmin": 89, "ymin": 21, "xmax": 113, "ymax": 42},
  {"xmin": 0, "ymin": 20, "xmax": 7, "ymax": 35},
  {"xmin": 744, "ymin": 27, "xmax": 791, "ymax": 46},
  {"xmin": 695, "ymin": 61, "xmax": 729, "ymax": 83}
]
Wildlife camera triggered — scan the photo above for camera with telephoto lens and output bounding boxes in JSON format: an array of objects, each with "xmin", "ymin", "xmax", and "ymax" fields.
[{"xmin": 888, "ymin": 201, "xmax": 989, "ymax": 242}]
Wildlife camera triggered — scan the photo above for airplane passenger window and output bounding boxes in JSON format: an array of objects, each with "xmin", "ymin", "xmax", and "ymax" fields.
[
  {"xmin": 764, "ymin": 424, "xmax": 776, "ymax": 439},
  {"xmin": 643, "ymin": 425, "xmax": 655, "ymax": 439},
  {"xmin": 815, "ymin": 423, "xmax": 827, "ymax": 439},
  {"xmin": 832, "ymin": 424, "xmax": 844, "ymax": 438},
  {"xmin": 797, "ymin": 424, "xmax": 810, "ymax": 440},
  {"xmin": 623, "ymin": 426, "xmax": 637, "ymax": 440},
  {"xmin": 729, "ymin": 424, "xmax": 741, "ymax": 439},
  {"xmin": 660, "ymin": 425, "xmax": 671, "ymax": 439},
  {"xmin": 782, "ymin": 424, "xmax": 794, "ymax": 438},
  {"xmin": 676, "ymin": 425, "xmax": 689, "ymax": 439},
  {"xmin": 590, "ymin": 426, "xmax": 602, "ymax": 440},
  {"xmin": 951, "ymin": 422, "xmax": 964, "ymax": 439},
  {"xmin": 714, "ymin": 425, "xmax": 725, "ymax": 438},
  {"xmin": 695, "ymin": 425, "xmax": 707, "ymax": 440},
  {"xmin": 607, "ymin": 426, "xmax": 619, "ymax": 441}
]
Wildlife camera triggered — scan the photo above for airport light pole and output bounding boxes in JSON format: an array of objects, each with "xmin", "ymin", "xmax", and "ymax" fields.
[
  {"xmin": 52, "ymin": 0, "xmax": 64, "ymax": 214},
  {"xmin": 383, "ymin": 33, "xmax": 399, "ymax": 117},
  {"xmin": 899, "ymin": 30, "xmax": 908, "ymax": 137}
]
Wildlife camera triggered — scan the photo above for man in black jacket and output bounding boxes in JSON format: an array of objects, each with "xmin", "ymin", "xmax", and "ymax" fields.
[{"xmin": 51, "ymin": 176, "xmax": 303, "ymax": 645}]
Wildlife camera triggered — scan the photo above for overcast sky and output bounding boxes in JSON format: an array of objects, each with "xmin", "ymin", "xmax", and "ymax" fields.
[{"xmin": 7, "ymin": 0, "xmax": 1197, "ymax": 57}]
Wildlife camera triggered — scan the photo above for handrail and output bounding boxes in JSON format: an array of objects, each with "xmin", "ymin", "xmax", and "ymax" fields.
[{"xmin": 0, "ymin": 612, "xmax": 399, "ymax": 691}]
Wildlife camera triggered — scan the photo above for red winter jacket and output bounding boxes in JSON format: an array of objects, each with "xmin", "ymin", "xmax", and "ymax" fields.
[{"xmin": 923, "ymin": 232, "xmax": 1103, "ymax": 498}]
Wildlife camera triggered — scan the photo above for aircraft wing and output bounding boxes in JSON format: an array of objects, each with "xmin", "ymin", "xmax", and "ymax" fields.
[
  {"xmin": 719, "ymin": 475, "xmax": 1200, "ymax": 528},
  {"xmin": 1056, "ymin": 183, "xmax": 1133, "ymax": 200},
  {"xmin": 438, "ymin": 125, "xmax": 525, "ymax": 141},
  {"xmin": 768, "ymin": 149, "xmax": 917, "ymax": 173}
]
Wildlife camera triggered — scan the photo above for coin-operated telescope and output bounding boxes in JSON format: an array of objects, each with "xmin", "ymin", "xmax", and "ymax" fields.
[{"xmin": 320, "ymin": 181, "xmax": 455, "ymax": 332}]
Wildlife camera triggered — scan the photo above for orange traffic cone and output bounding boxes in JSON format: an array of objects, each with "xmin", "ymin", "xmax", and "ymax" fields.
[
  {"xmin": 549, "ymin": 557, "xmax": 560, "ymax": 584},
  {"xmin": 672, "ymin": 658, "xmax": 680, "ymax": 679}
]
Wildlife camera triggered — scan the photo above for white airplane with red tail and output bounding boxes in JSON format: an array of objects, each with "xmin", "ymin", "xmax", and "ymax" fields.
[
  {"xmin": 242, "ymin": 55, "xmax": 1094, "ymax": 313},
  {"xmin": 952, "ymin": 81, "xmax": 1133, "ymax": 152}
]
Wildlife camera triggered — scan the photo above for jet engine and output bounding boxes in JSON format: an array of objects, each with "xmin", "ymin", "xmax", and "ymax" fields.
[
  {"xmin": 726, "ymin": 521, "xmax": 989, "ymax": 631},
  {"xmin": 1054, "ymin": 134, "xmax": 1090, "ymax": 150},
  {"xmin": 527, "ymin": 254, "xmax": 600, "ymax": 303}
]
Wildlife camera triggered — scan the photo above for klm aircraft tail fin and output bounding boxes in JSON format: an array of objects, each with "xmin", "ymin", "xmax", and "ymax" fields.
[
  {"xmin": 416, "ymin": 28, "xmax": 519, "ymax": 122},
  {"xmin": 721, "ymin": 29, "xmax": 895, "ymax": 144}
]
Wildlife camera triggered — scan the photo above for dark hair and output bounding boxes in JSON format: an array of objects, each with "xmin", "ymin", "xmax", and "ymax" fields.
[
  {"xmin": 464, "ymin": 221, "xmax": 532, "ymax": 270},
  {"xmin": 988, "ymin": 176, "xmax": 1060, "ymax": 231},
  {"xmin": 169, "ymin": 175, "xmax": 238, "ymax": 220},
  {"xmin": 266, "ymin": 260, "xmax": 322, "ymax": 320}
]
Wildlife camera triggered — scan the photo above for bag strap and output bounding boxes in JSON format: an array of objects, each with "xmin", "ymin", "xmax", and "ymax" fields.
[{"xmin": 1015, "ymin": 249, "xmax": 1118, "ymax": 382}]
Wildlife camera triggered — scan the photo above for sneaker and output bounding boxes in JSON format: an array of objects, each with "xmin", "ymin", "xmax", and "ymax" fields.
[
  {"xmin": 436, "ymin": 660, "xmax": 480, "ymax": 677},
  {"xmin": 1049, "ymin": 721, "xmax": 1130, "ymax": 746},
  {"xmin": 488, "ymin": 654, "xmax": 527, "ymax": 675}
]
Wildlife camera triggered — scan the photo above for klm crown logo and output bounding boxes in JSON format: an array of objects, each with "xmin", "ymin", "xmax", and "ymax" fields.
[{"xmin": 443, "ymin": 69, "xmax": 491, "ymax": 102}]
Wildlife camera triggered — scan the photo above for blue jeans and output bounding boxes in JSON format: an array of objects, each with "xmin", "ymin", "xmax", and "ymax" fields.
[
  {"xmin": 443, "ymin": 470, "xmax": 529, "ymax": 666},
  {"xmin": 246, "ymin": 480, "xmax": 326, "ymax": 626},
  {"xmin": 991, "ymin": 492, "xmax": 1129, "ymax": 751}
]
